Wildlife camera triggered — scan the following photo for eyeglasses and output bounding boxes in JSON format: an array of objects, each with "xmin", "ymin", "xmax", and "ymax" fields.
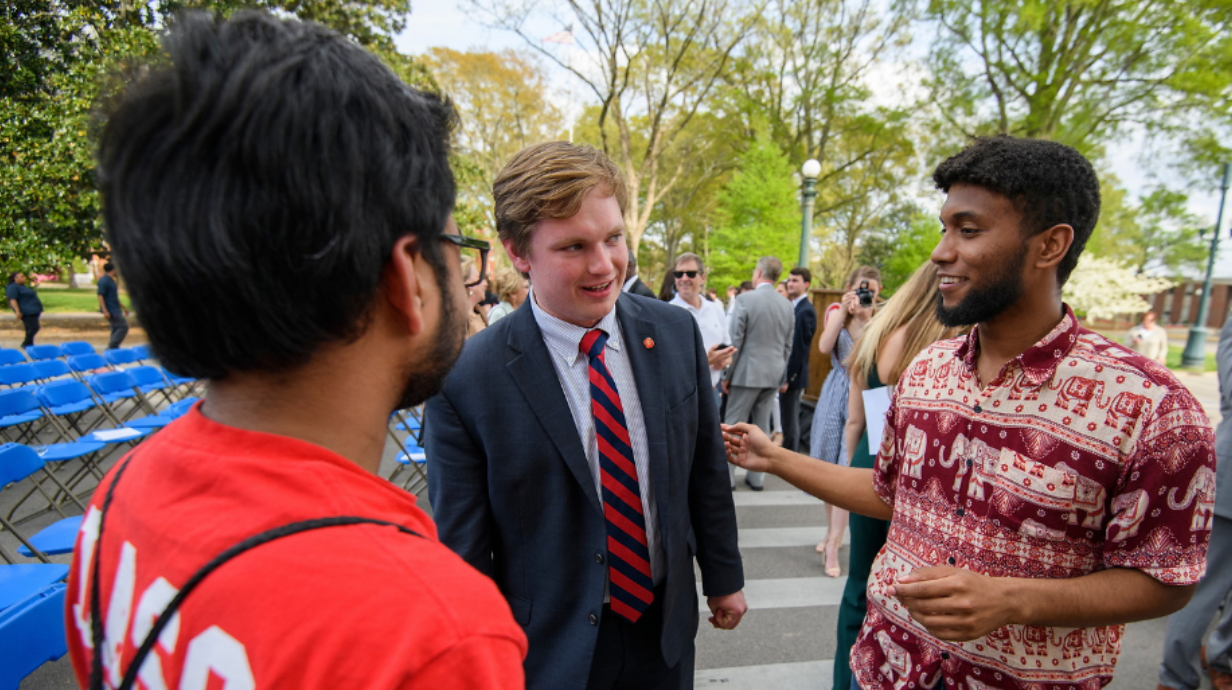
[
  {"xmin": 441, "ymin": 233, "xmax": 490, "ymax": 288},
  {"xmin": 673, "ymin": 270, "xmax": 700, "ymax": 279}
]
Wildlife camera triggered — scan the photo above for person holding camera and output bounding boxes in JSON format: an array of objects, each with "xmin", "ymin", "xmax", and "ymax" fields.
[{"xmin": 807, "ymin": 265, "xmax": 880, "ymax": 577}]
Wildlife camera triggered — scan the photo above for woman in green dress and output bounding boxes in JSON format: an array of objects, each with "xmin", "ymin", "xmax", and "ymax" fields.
[{"xmin": 833, "ymin": 263, "xmax": 969, "ymax": 690}]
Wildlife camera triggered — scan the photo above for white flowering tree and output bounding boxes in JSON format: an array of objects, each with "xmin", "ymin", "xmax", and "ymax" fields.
[{"xmin": 1062, "ymin": 255, "xmax": 1174, "ymax": 321}]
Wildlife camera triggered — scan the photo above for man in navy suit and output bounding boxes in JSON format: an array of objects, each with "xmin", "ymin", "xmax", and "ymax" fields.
[
  {"xmin": 426, "ymin": 141, "xmax": 746, "ymax": 690},
  {"xmin": 779, "ymin": 267, "xmax": 817, "ymax": 452}
]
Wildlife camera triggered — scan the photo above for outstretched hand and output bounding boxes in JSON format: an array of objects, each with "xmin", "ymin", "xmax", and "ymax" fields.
[{"xmin": 721, "ymin": 423, "xmax": 776, "ymax": 473}]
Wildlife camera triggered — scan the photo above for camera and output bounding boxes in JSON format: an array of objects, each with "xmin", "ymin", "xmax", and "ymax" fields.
[{"xmin": 856, "ymin": 281, "xmax": 874, "ymax": 308}]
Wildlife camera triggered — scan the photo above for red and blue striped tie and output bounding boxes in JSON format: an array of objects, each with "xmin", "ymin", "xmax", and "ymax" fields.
[{"xmin": 580, "ymin": 329, "xmax": 654, "ymax": 623}]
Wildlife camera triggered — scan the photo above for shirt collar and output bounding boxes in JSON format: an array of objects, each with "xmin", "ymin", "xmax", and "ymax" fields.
[
  {"xmin": 791, "ymin": 294, "xmax": 807, "ymax": 308},
  {"xmin": 669, "ymin": 294, "xmax": 704, "ymax": 313},
  {"xmin": 529, "ymin": 287, "xmax": 622, "ymax": 367},
  {"xmin": 622, "ymin": 275, "xmax": 638, "ymax": 292},
  {"xmin": 954, "ymin": 303, "xmax": 1080, "ymax": 385}
]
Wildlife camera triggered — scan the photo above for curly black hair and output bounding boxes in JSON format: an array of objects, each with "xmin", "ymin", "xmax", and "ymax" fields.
[{"xmin": 932, "ymin": 135, "xmax": 1100, "ymax": 286}]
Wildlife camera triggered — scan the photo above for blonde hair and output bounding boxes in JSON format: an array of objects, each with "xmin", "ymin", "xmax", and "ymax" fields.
[
  {"xmin": 845, "ymin": 265, "xmax": 881, "ymax": 289},
  {"xmin": 493, "ymin": 141, "xmax": 628, "ymax": 259},
  {"xmin": 490, "ymin": 267, "xmax": 525, "ymax": 303},
  {"xmin": 847, "ymin": 263, "xmax": 967, "ymax": 384},
  {"xmin": 459, "ymin": 255, "xmax": 476, "ymax": 284}
]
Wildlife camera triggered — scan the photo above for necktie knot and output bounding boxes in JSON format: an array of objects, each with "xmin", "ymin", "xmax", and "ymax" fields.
[{"xmin": 580, "ymin": 329, "xmax": 608, "ymax": 359}]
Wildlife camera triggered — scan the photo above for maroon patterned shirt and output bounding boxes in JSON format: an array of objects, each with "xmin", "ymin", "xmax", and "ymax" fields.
[{"xmin": 851, "ymin": 306, "xmax": 1214, "ymax": 690}]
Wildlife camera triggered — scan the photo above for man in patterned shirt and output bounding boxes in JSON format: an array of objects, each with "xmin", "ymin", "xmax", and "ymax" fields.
[{"xmin": 724, "ymin": 135, "xmax": 1214, "ymax": 690}]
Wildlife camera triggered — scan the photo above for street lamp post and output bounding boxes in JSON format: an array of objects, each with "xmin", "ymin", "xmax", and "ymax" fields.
[
  {"xmin": 1181, "ymin": 163, "xmax": 1232, "ymax": 368},
  {"xmin": 798, "ymin": 159, "xmax": 821, "ymax": 268}
]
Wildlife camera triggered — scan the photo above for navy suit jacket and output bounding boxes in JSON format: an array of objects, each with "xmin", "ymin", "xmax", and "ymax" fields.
[
  {"xmin": 425, "ymin": 294, "xmax": 743, "ymax": 690},
  {"xmin": 785, "ymin": 298, "xmax": 817, "ymax": 390}
]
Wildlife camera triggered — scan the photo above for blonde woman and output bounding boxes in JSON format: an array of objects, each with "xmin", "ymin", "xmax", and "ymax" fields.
[
  {"xmin": 831, "ymin": 261, "xmax": 967, "ymax": 690},
  {"xmin": 809, "ymin": 265, "xmax": 880, "ymax": 577},
  {"xmin": 460, "ymin": 256, "xmax": 487, "ymax": 339},
  {"xmin": 487, "ymin": 268, "xmax": 529, "ymax": 325}
]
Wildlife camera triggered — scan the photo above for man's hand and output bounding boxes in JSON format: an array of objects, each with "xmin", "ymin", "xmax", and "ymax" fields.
[
  {"xmin": 778, "ymin": 383, "xmax": 788, "ymax": 393},
  {"xmin": 720, "ymin": 379, "xmax": 730, "ymax": 395},
  {"xmin": 889, "ymin": 566, "xmax": 1017, "ymax": 642},
  {"xmin": 707, "ymin": 344, "xmax": 736, "ymax": 370},
  {"xmin": 101, "ymin": 309, "xmax": 110, "ymax": 319},
  {"xmin": 707, "ymin": 590, "xmax": 747, "ymax": 630},
  {"xmin": 721, "ymin": 423, "xmax": 777, "ymax": 473}
]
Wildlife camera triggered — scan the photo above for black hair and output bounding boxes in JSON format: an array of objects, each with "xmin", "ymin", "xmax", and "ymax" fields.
[
  {"xmin": 97, "ymin": 11, "xmax": 457, "ymax": 379},
  {"xmin": 789, "ymin": 267, "xmax": 811, "ymax": 284},
  {"xmin": 103, "ymin": 262, "xmax": 114, "ymax": 273},
  {"xmin": 7, "ymin": 272, "xmax": 17, "ymax": 285},
  {"xmin": 932, "ymin": 135, "xmax": 1100, "ymax": 287}
]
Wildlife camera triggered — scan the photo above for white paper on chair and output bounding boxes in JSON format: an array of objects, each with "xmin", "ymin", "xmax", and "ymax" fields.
[
  {"xmin": 94, "ymin": 427, "xmax": 142, "ymax": 441},
  {"xmin": 862, "ymin": 387, "xmax": 892, "ymax": 454}
]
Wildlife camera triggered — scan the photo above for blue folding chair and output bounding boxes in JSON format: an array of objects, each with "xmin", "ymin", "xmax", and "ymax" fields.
[
  {"xmin": 130, "ymin": 344, "xmax": 152, "ymax": 362},
  {"xmin": 67, "ymin": 353, "xmax": 110, "ymax": 380},
  {"xmin": 0, "ymin": 350, "xmax": 25, "ymax": 366},
  {"xmin": 30, "ymin": 359, "xmax": 71, "ymax": 385},
  {"xmin": 103, "ymin": 348, "xmax": 138, "ymax": 367},
  {"xmin": 387, "ymin": 435, "xmax": 428, "ymax": 494},
  {"xmin": 0, "ymin": 564, "xmax": 68, "ymax": 610},
  {"xmin": 88, "ymin": 370, "xmax": 157, "ymax": 422},
  {"xmin": 22, "ymin": 345, "xmax": 61, "ymax": 362},
  {"xmin": 16, "ymin": 516, "xmax": 83, "ymax": 558},
  {"xmin": 60, "ymin": 341, "xmax": 96, "ymax": 357},
  {"xmin": 36, "ymin": 379, "xmax": 120, "ymax": 440},
  {"xmin": 0, "ymin": 582, "xmax": 69, "ymax": 690},
  {"xmin": 0, "ymin": 363, "xmax": 39, "ymax": 391},
  {"xmin": 0, "ymin": 444, "xmax": 87, "ymax": 562},
  {"xmin": 128, "ymin": 365, "xmax": 177, "ymax": 407},
  {"xmin": 0, "ymin": 390, "xmax": 49, "ymax": 445},
  {"xmin": 159, "ymin": 366, "xmax": 200, "ymax": 400}
]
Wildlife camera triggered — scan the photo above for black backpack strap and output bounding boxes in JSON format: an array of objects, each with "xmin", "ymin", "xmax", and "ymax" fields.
[{"xmin": 89, "ymin": 453, "xmax": 423, "ymax": 690}]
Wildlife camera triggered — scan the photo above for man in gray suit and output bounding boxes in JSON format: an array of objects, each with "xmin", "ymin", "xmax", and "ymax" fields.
[
  {"xmin": 721, "ymin": 256, "xmax": 794, "ymax": 490},
  {"xmin": 1158, "ymin": 317, "xmax": 1232, "ymax": 690}
]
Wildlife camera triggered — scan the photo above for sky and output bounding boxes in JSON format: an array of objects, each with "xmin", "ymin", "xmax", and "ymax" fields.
[{"xmin": 395, "ymin": 2, "xmax": 1232, "ymax": 279}]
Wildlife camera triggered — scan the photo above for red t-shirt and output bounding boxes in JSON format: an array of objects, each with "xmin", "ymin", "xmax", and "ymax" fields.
[{"xmin": 66, "ymin": 404, "xmax": 526, "ymax": 689}]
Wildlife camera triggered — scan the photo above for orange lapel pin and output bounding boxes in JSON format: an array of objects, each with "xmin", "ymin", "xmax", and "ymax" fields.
[{"xmin": 643, "ymin": 338, "xmax": 654, "ymax": 349}]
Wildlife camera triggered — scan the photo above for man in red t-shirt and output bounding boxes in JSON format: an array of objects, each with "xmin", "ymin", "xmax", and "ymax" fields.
[{"xmin": 66, "ymin": 11, "xmax": 526, "ymax": 689}]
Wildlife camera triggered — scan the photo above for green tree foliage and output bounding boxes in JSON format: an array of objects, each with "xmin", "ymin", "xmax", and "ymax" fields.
[
  {"xmin": 875, "ymin": 213, "xmax": 940, "ymax": 292},
  {"xmin": 1086, "ymin": 178, "xmax": 1207, "ymax": 276},
  {"xmin": 2, "ymin": 0, "xmax": 434, "ymax": 276},
  {"xmin": 723, "ymin": 0, "xmax": 921, "ymax": 283},
  {"xmin": 914, "ymin": 0, "xmax": 1232, "ymax": 155},
  {"xmin": 421, "ymin": 47, "xmax": 563, "ymax": 238},
  {"xmin": 468, "ymin": 0, "xmax": 766, "ymax": 254},
  {"xmin": 707, "ymin": 132, "xmax": 799, "ymax": 292}
]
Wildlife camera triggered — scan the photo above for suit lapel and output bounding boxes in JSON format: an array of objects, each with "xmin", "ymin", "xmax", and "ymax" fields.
[
  {"xmin": 505, "ymin": 306, "xmax": 603, "ymax": 517},
  {"xmin": 616, "ymin": 298, "xmax": 670, "ymax": 532}
]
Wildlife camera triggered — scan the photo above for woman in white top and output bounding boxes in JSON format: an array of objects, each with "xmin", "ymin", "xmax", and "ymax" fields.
[
  {"xmin": 1126, "ymin": 310, "xmax": 1168, "ymax": 365},
  {"xmin": 487, "ymin": 268, "xmax": 529, "ymax": 326}
]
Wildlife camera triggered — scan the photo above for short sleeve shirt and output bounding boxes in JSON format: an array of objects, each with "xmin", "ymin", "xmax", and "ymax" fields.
[
  {"xmin": 852, "ymin": 305, "xmax": 1214, "ymax": 690},
  {"xmin": 670, "ymin": 294, "xmax": 729, "ymax": 388},
  {"xmin": 97, "ymin": 274, "xmax": 122, "ymax": 314},
  {"xmin": 6, "ymin": 282, "xmax": 42, "ymax": 315}
]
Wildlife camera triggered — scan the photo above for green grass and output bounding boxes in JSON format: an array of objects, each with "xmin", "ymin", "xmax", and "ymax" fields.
[
  {"xmin": 29, "ymin": 288, "xmax": 132, "ymax": 314},
  {"xmin": 1165, "ymin": 344, "xmax": 1217, "ymax": 372}
]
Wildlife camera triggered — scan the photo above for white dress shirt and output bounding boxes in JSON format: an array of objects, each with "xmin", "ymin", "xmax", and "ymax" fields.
[
  {"xmin": 669, "ymin": 294, "xmax": 728, "ymax": 388},
  {"xmin": 530, "ymin": 292, "xmax": 664, "ymax": 586}
]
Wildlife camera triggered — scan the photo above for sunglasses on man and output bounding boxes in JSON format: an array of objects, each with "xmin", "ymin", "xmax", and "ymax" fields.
[{"xmin": 673, "ymin": 270, "xmax": 701, "ymax": 279}]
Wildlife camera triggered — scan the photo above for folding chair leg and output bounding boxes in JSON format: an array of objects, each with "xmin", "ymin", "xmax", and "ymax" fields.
[{"xmin": 0, "ymin": 516, "xmax": 51, "ymax": 563}]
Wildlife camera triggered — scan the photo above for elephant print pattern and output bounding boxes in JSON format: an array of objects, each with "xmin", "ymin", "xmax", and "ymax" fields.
[{"xmin": 852, "ymin": 305, "xmax": 1215, "ymax": 690}]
